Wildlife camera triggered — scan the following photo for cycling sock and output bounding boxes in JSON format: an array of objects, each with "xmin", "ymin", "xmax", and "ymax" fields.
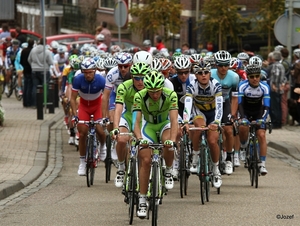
[
  {"xmin": 212, "ymin": 162, "xmax": 219, "ymax": 174},
  {"xmin": 226, "ymin": 152, "xmax": 232, "ymax": 161},
  {"xmin": 165, "ymin": 166, "xmax": 172, "ymax": 174},
  {"xmin": 234, "ymin": 150, "xmax": 239, "ymax": 157},
  {"xmin": 241, "ymin": 141, "xmax": 248, "ymax": 148},
  {"xmin": 80, "ymin": 156, "xmax": 85, "ymax": 163},
  {"xmin": 118, "ymin": 161, "xmax": 125, "ymax": 171},
  {"xmin": 139, "ymin": 194, "xmax": 146, "ymax": 204},
  {"xmin": 193, "ymin": 150, "xmax": 200, "ymax": 155},
  {"xmin": 260, "ymin": 156, "xmax": 266, "ymax": 162}
]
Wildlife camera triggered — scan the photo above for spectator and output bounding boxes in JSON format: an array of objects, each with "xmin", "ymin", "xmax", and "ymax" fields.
[
  {"xmin": 15, "ymin": 26, "xmax": 27, "ymax": 45},
  {"xmin": 280, "ymin": 48, "xmax": 291, "ymax": 126},
  {"xmin": 28, "ymin": 38, "xmax": 53, "ymax": 108},
  {"xmin": 269, "ymin": 51, "xmax": 285, "ymax": 129},
  {"xmin": 155, "ymin": 36, "xmax": 166, "ymax": 51},
  {"xmin": 100, "ymin": 21, "xmax": 111, "ymax": 48},
  {"xmin": 142, "ymin": 39, "xmax": 156, "ymax": 55},
  {"xmin": 0, "ymin": 23, "xmax": 10, "ymax": 39},
  {"xmin": 95, "ymin": 25, "xmax": 102, "ymax": 40},
  {"xmin": 96, "ymin": 34, "xmax": 107, "ymax": 52},
  {"xmin": 181, "ymin": 42, "xmax": 190, "ymax": 54},
  {"xmin": 20, "ymin": 39, "xmax": 34, "ymax": 108}
]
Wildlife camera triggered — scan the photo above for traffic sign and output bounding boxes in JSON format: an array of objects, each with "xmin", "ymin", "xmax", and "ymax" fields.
[
  {"xmin": 274, "ymin": 14, "xmax": 300, "ymax": 46},
  {"xmin": 114, "ymin": 0, "xmax": 128, "ymax": 27}
]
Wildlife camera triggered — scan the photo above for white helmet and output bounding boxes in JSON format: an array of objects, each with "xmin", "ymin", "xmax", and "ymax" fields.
[
  {"xmin": 214, "ymin": 50, "xmax": 231, "ymax": 64},
  {"xmin": 151, "ymin": 58, "xmax": 162, "ymax": 71},
  {"xmin": 173, "ymin": 56, "xmax": 191, "ymax": 70},
  {"xmin": 293, "ymin": 48, "xmax": 300, "ymax": 58},
  {"xmin": 249, "ymin": 56, "xmax": 263, "ymax": 67},
  {"xmin": 133, "ymin": 50, "xmax": 153, "ymax": 65},
  {"xmin": 96, "ymin": 34, "xmax": 105, "ymax": 41},
  {"xmin": 50, "ymin": 40, "xmax": 59, "ymax": 49},
  {"xmin": 237, "ymin": 52, "xmax": 250, "ymax": 61},
  {"xmin": 143, "ymin": 39, "xmax": 151, "ymax": 46}
]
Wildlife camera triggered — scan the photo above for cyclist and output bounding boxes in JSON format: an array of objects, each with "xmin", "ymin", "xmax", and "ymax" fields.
[
  {"xmin": 182, "ymin": 60, "xmax": 223, "ymax": 188},
  {"xmin": 96, "ymin": 34, "xmax": 108, "ymax": 52},
  {"xmin": 238, "ymin": 64, "xmax": 270, "ymax": 175},
  {"xmin": 4, "ymin": 39, "xmax": 21, "ymax": 94},
  {"xmin": 170, "ymin": 56, "xmax": 196, "ymax": 179},
  {"xmin": 111, "ymin": 62, "xmax": 151, "ymax": 188},
  {"xmin": 70, "ymin": 57, "xmax": 106, "ymax": 176},
  {"xmin": 211, "ymin": 50, "xmax": 239, "ymax": 173},
  {"xmin": 132, "ymin": 70, "xmax": 178, "ymax": 218}
]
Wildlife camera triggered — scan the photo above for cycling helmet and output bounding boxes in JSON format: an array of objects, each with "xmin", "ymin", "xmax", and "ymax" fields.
[
  {"xmin": 50, "ymin": 40, "xmax": 59, "ymax": 49},
  {"xmin": 237, "ymin": 52, "xmax": 249, "ymax": 61},
  {"xmin": 229, "ymin": 57, "xmax": 241, "ymax": 70},
  {"xmin": 21, "ymin": 42, "xmax": 28, "ymax": 49},
  {"xmin": 78, "ymin": 55, "xmax": 85, "ymax": 62},
  {"xmin": 274, "ymin": 45, "xmax": 284, "ymax": 51},
  {"xmin": 11, "ymin": 39, "xmax": 20, "ymax": 46},
  {"xmin": 95, "ymin": 58, "xmax": 105, "ymax": 70},
  {"xmin": 214, "ymin": 50, "xmax": 231, "ymax": 64},
  {"xmin": 192, "ymin": 61, "xmax": 211, "ymax": 74},
  {"xmin": 57, "ymin": 46, "xmax": 65, "ymax": 54},
  {"xmin": 293, "ymin": 48, "xmax": 300, "ymax": 58},
  {"xmin": 115, "ymin": 52, "xmax": 133, "ymax": 64},
  {"xmin": 151, "ymin": 58, "xmax": 163, "ymax": 71},
  {"xmin": 160, "ymin": 58, "xmax": 172, "ymax": 70},
  {"xmin": 103, "ymin": 57, "xmax": 117, "ymax": 70},
  {"xmin": 173, "ymin": 56, "xmax": 191, "ymax": 69},
  {"xmin": 96, "ymin": 34, "xmax": 105, "ymax": 41},
  {"xmin": 172, "ymin": 52, "xmax": 182, "ymax": 61},
  {"xmin": 130, "ymin": 62, "xmax": 151, "ymax": 75},
  {"xmin": 183, "ymin": 48, "xmax": 197, "ymax": 55},
  {"xmin": 133, "ymin": 50, "xmax": 153, "ymax": 65},
  {"xmin": 110, "ymin": 45, "xmax": 121, "ymax": 53},
  {"xmin": 245, "ymin": 64, "xmax": 261, "ymax": 75},
  {"xmin": 69, "ymin": 54, "xmax": 78, "ymax": 61},
  {"xmin": 249, "ymin": 56, "xmax": 263, "ymax": 67},
  {"xmin": 203, "ymin": 55, "xmax": 216, "ymax": 66},
  {"xmin": 70, "ymin": 58, "xmax": 81, "ymax": 70},
  {"xmin": 260, "ymin": 69, "xmax": 268, "ymax": 81},
  {"xmin": 130, "ymin": 47, "xmax": 141, "ymax": 54},
  {"xmin": 143, "ymin": 70, "xmax": 165, "ymax": 89},
  {"xmin": 81, "ymin": 57, "xmax": 96, "ymax": 70},
  {"xmin": 143, "ymin": 39, "xmax": 152, "ymax": 46},
  {"xmin": 190, "ymin": 54, "xmax": 202, "ymax": 64}
]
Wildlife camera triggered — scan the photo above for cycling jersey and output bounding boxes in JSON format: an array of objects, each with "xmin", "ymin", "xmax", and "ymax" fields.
[
  {"xmin": 132, "ymin": 87, "xmax": 178, "ymax": 124},
  {"xmin": 5, "ymin": 46, "xmax": 21, "ymax": 69},
  {"xmin": 238, "ymin": 80, "xmax": 270, "ymax": 121},
  {"xmin": 183, "ymin": 77, "xmax": 223, "ymax": 124},
  {"xmin": 53, "ymin": 52, "xmax": 69, "ymax": 72},
  {"xmin": 14, "ymin": 49, "xmax": 23, "ymax": 71},
  {"xmin": 211, "ymin": 69, "xmax": 239, "ymax": 100},
  {"xmin": 170, "ymin": 74, "xmax": 196, "ymax": 117}
]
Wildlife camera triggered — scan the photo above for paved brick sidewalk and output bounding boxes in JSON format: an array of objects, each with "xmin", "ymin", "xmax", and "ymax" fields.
[{"xmin": 0, "ymin": 96, "xmax": 63, "ymax": 200}]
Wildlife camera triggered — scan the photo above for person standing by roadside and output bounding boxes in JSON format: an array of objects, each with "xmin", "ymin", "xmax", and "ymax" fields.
[
  {"xmin": 20, "ymin": 39, "xmax": 34, "ymax": 108},
  {"xmin": 15, "ymin": 26, "xmax": 27, "ymax": 45},
  {"xmin": 268, "ymin": 51, "xmax": 285, "ymax": 129},
  {"xmin": 100, "ymin": 21, "xmax": 111, "ymax": 48},
  {"xmin": 0, "ymin": 23, "xmax": 10, "ymax": 39},
  {"xmin": 28, "ymin": 38, "xmax": 53, "ymax": 108}
]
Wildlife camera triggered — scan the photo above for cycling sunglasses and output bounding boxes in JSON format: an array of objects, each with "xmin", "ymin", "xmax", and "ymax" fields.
[{"xmin": 133, "ymin": 76, "xmax": 144, "ymax": 81}]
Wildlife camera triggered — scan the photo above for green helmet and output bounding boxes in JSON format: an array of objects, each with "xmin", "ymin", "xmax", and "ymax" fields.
[
  {"xmin": 68, "ymin": 54, "xmax": 78, "ymax": 62},
  {"xmin": 144, "ymin": 70, "xmax": 165, "ymax": 89},
  {"xmin": 130, "ymin": 62, "xmax": 151, "ymax": 76},
  {"xmin": 70, "ymin": 58, "xmax": 81, "ymax": 70}
]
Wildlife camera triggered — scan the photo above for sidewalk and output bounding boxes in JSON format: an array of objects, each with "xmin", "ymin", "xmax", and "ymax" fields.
[
  {"xmin": 0, "ymin": 94, "xmax": 299, "ymax": 201},
  {"xmin": 0, "ymin": 96, "xmax": 63, "ymax": 200}
]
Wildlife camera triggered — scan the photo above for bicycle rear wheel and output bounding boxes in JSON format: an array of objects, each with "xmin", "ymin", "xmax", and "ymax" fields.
[
  {"xmin": 151, "ymin": 162, "xmax": 159, "ymax": 226},
  {"xmin": 253, "ymin": 137, "xmax": 259, "ymax": 188},
  {"xmin": 179, "ymin": 141, "xmax": 186, "ymax": 198},
  {"xmin": 199, "ymin": 154, "xmax": 205, "ymax": 205},
  {"xmin": 128, "ymin": 158, "xmax": 137, "ymax": 225},
  {"xmin": 105, "ymin": 135, "xmax": 112, "ymax": 183}
]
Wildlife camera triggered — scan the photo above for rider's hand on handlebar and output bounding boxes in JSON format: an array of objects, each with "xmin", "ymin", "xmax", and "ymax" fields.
[{"xmin": 110, "ymin": 128, "xmax": 119, "ymax": 139}]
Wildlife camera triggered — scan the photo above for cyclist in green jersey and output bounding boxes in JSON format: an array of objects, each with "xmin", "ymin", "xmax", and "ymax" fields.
[
  {"xmin": 111, "ymin": 62, "xmax": 151, "ymax": 188},
  {"xmin": 132, "ymin": 70, "xmax": 178, "ymax": 218}
]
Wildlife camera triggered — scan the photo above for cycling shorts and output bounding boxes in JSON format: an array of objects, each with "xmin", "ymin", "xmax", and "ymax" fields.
[{"xmin": 141, "ymin": 119, "xmax": 170, "ymax": 143}]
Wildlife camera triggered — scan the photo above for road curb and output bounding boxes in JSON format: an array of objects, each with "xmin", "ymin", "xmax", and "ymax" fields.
[
  {"xmin": 0, "ymin": 111, "xmax": 64, "ymax": 201},
  {"xmin": 268, "ymin": 141, "xmax": 300, "ymax": 161}
]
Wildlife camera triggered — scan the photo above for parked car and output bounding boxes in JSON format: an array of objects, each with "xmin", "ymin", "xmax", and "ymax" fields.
[
  {"xmin": 46, "ymin": 33, "xmax": 95, "ymax": 46},
  {"xmin": 0, "ymin": 29, "xmax": 42, "ymax": 42},
  {"xmin": 58, "ymin": 37, "xmax": 141, "ymax": 51}
]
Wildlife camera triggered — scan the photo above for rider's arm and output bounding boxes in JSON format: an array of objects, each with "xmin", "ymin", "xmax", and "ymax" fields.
[
  {"xmin": 169, "ymin": 109, "xmax": 178, "ymax": 142},
  {"xmin": 261, "ymin": 82, "xmax": 271, "ymax": 121},
  {"xmin": 113, "ymin": 83, "xmax": 126, "ymax": 128},
  {"xmin": 214, "ymin": 95, "xmax": 223, "ymax": 124},
  {"xmin": 101, "ymin": 88, "xmax": 111, "ymax": 119},
  {"xmin": 70, "ymin": 89, "xmax": 78, "ymax": 116},
  {"xmin": 183, "ymin": 94, "xmax": 193, "ymax": 123},
  {"xmin": 132, "ymin": 92, "xmax": 143, "ymax": 139},
  {"xmin": 230, "ymin": 73, "xmax": 240, "ymax": 118}
]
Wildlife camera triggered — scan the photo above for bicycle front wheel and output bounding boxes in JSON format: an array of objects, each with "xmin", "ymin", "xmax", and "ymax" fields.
[
  {"xmin": 128, "ymin": 158, "xmax": 137, "ymax": 225},
  {"xmin": 105, "ymin": 135, "xmax": 112, "ymax": 183},
  {"xmin": 151, "ymin": 162, "xmax": 159, "ymax": 226},
  {"xmin": 179, "ymin": 141, "xmax": 186, "ymax": 198},
  {"xmin": 253, "ymin": 137, "xmax": 259, "ymax": 188},
  {"xmin": 86, "ymin": 137, "xmax": 94, "ymax": 187}
]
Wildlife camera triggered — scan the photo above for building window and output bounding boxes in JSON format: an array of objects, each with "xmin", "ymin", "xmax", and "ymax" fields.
[{"xmin": 99, "ymin": 0, "xmax": 115, "ymax": 9}]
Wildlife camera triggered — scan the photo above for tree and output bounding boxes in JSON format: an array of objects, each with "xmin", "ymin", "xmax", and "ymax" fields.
[
  {"xmin": 200, "ymin": 0, "xmax": 248, "ymax": 50},
  {"xmin": 253, "ymin": 0, "xmax": 285, "ymax": 52},
  {"xmin": 129, "ymin": 0, "xmax": 182, "ymax": 41}
]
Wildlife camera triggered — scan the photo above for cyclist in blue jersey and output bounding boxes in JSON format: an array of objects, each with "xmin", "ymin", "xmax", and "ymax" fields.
[
  {"xmin": 211, "ymin": 50, "xmax": 240, "ymax": 174},
  {"xmin": 238, "ymin": 64, "xmax": 270, "ymax": 175}
]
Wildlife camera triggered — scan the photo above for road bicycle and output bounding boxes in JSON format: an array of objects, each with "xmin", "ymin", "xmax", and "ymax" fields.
[
  {"xmin": 5, "ymin": 68, "xmax": 22, "ymax": 101},
  {"xmin": 143, "ymin": 142, "xmax": 171, "ymax": 226},
  {"xmin": 240, "ymin": 119, "xmax": 272, "ymax": 188},
  {"xmin": 190, "ymin": 126, "xmax": 212, "ymax": 205},
  {"xmin": 77, "ymin": 116, "xmax": 111, "ymax": 187},
  {"xmin": 178, "ymin": 125, "xmax": 192, "ymax": 198},
  {"xmin": 116, "ymin": 132, "xmax": 139, "ymax": 225}
]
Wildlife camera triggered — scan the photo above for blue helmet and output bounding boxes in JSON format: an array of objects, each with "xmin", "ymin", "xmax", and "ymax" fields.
[{"xmin": 81, "ymin": 57, "xmax": 96, "ymax": 70}]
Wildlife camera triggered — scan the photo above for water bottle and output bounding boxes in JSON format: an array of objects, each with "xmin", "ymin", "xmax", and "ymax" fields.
[{"xmin": 93, "ymin": 138, "xmax": 98, "ymax": 160}]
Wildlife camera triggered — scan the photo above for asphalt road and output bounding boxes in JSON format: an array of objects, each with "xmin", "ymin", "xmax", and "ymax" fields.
[{"xmin": 0, "ymin": 121, "xmax": 299, "ymax": 226}]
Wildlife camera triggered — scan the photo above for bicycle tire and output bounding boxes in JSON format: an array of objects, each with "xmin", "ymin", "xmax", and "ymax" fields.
[
  {"xmin": 14, "ymin": 85, "xmax": 22, "ymax": 101},
  {"xmin": 179, "ymin": 141, "xmax": 186, "ymax": 198},
  {"xmin": 205, "ymin": 155, "xmax": 211, "ymax": 202},
  {"xmin": 5, "ymin": 81, "xmax": 13, "ymax": 98},
  {"xmin": 199, "ymin": 154, "xmax": 205, "ymax": 205},
  {"xmin": 253, "ymin": 137, "xmax": 259, "ymax": 188},
  {"xmin": 86, "ymin": 136, "xmax": 94, "ymax": 187},
  {"xmin": 151, "ymin": 161, "xmax": 158, "ymax": 226},
  {"xmin": 184, "ymin": 135, "xmax": 191, "ymax": 196},
  {"xmin": 128, "ymin": 158, "xmax": 137, "ymax": 225},
  {"xmin": 105, "ymin": 135, "xmax": 112, "ymax": 183}
]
